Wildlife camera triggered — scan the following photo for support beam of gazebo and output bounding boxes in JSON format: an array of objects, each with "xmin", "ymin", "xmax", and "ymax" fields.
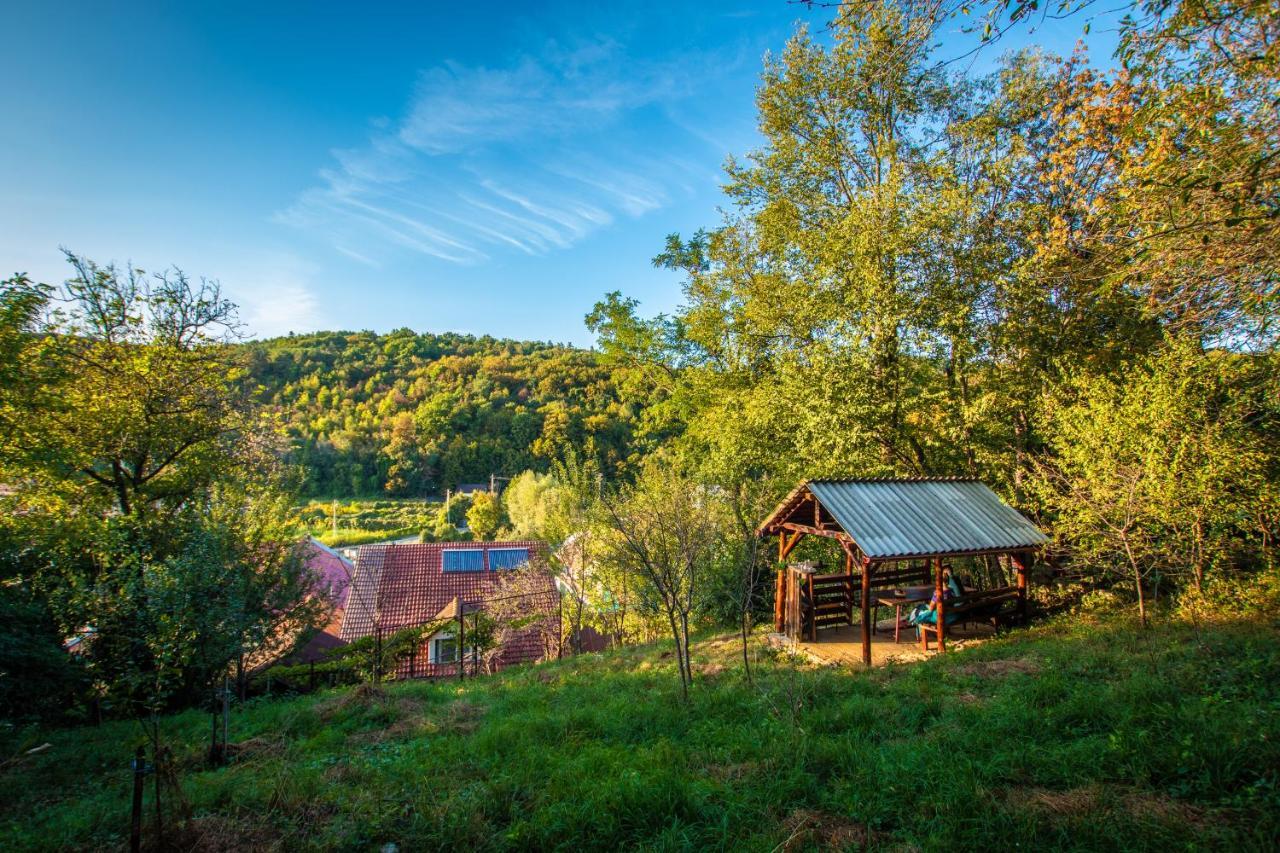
[
  {"xmin": 779, "ymin": 522, "xmax": 854, "ymax": 544},
  {"xmin": 1011, "ymin": 550, "xmax": 1032, "ymax": 623},
  {"xmin": 934, "ymin": 557, "xmax": 947, "ymax": 653},
  {"xmin": 774, "ymin": 530, "xmax": 805, "ymax": 632}
]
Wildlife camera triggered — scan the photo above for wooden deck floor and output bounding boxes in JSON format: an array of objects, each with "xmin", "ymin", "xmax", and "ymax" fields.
[{"xmin": 785, "ymin": 618, "xmax": 999, "ymax": 666}]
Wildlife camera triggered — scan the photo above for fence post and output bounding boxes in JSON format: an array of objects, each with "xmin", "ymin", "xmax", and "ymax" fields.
[
  {"xmin": 222, "ymin": 678, "xmax": 230, "ymax": 754},
  {"xmin": 153, "ymin": 746, "xmax": 164, "ymax": 842},
  {"xmin": 130, "ymin": 746, "xmax": 145, "ymax": 853},
  {"xmin": 457, "ymin": 606, "xmax": 465, "ymax": 681},
  {"xmin": 209, "ymin": 709, "xmax": 220, "ymax": 765}
]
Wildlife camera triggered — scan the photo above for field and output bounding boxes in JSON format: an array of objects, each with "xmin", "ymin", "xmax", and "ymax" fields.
[
  {"xmin": 291, "ymin": 498, "xmax": 440, "ymax": 548},
  {"xmin": 1, "ymin": 607, "xmax": 1276, "ymax": 851}
]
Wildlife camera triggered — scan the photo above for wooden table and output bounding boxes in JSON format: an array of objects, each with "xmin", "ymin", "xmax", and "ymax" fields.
[{"xmin": 876, "ymin": 587, "xmax": 934, "ymax": 643}]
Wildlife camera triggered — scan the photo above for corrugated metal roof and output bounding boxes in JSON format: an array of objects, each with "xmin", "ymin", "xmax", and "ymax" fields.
[{"xmin": 772, "ymin": 479, "xmax": 1046, "ymax": 559}]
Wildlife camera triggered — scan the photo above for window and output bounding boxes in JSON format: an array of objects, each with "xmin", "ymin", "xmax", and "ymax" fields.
[
  {"xmin": 429, "ymin": 634, "xmax": 473, "ymax": 665},
  {"xmin": 442, "ymin": 549, "xmax": 485, "ymax": 572},
  {"xmin": 430, "ymin": 636, "xmax": 459, "ymax": 664},
  {"xmin": 488, "ymin": 547, "xmax": 530, "ymax": 570}
]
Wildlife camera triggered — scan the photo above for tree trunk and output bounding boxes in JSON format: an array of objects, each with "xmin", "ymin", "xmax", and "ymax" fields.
[
  {"xmin": 665, "ymin": 606, "xmax": 688, "ymax": 700},
  {"xmin": 1122, "ymin": 536, "xmax": 1149, "ymax": 628}
]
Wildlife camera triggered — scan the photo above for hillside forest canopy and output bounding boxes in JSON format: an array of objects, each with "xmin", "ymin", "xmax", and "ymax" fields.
[{"xmin": 0, "ymin": 0, "xmax": 1277, "ymax": 727}]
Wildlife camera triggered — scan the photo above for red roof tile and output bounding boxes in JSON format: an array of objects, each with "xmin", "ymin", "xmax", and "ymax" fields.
[{"xmin": 339, "ymin": 541, "xmax": 558, "ymax": 674}]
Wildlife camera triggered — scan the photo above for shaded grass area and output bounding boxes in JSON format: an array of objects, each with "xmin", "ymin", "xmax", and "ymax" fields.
[{"xmin": 1, "ymin": 613, "xmax": 1277, "ymax": 851}]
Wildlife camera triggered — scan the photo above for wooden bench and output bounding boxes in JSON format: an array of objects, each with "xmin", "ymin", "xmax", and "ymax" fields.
[{"xmin": 917, "ymin": 586, "xmax": 1023, "ymax": 651}]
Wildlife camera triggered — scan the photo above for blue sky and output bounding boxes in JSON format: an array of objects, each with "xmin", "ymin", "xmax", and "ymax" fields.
[{"xmin": 0, "ymin": 1, "xmax": 1115, "ymax": 345}]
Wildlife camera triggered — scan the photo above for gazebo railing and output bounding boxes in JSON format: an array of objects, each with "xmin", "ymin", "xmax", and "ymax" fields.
[{"xmin": 784, "ymin": 564, "xmax": 855, "ymax": 641}]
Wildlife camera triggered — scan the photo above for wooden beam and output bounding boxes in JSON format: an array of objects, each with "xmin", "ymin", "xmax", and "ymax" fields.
[
  {"xmin": 935, "ymin": 557, "xmax": 947, "ymax": 653},
  {"xmin": 1011, "ymin": 550, "xmax": 1031, "ymax": 623},
  {"xmin": 779, "ymin": 529, "xmax": 804, "ymax": 562},
  {"xmin": 779, "ymin": 522, "xmax": 853, "ymax": 544},
  {"xmin": 844, "ymin": 549, "xmax": 854, "ymax": 627},
  {"xmin": 860, "ymin": 558, "xmax": 873, "ymax": 666},
  {"xmin": 775, "ymin": 530, "xmax": 804, "ymax": 633}
]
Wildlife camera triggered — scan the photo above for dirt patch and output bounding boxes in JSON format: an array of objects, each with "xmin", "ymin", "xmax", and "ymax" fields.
[
  {"xmin": 954, "ymin": 692, "xmax": 983, "ymax": 705},
  {"xmin": 956, "ymin": 658, "xmax": 1041, "ymax": 679},
  {"xmin": 1008, "ymin": 786, "xmax": 1204, "ymax": 825},
  {"xmin": 537, "ymin": 670, "xmax": 557, "ymax": 683},
  {"xmin": 705, "ymin": 761, "xmax": 756, "ymax": 782},
  {"xmin": 441, "ymin": 699, "xmax": 487, "ymax": 735},
  {"xmin": 166, "ymin": 815, "xmax": 285, "ymax": 852},
  {"xmin": 316, "ymin": 683, "xmax": 386, "ymax": 720},
  {"xmin": 779, "ymin": 809, "xmax": 876, "ymax": 851},
  {"xmin": 1119, "ymin": 790, "xmax": 1205, "ymax": 825},
  {"xmin": 224, "ymin": 736, "xmax": 285, "ymax": 760},
  {"xmin": 699, "ymin": 663, "xmax": 726, "ymax": 678}
]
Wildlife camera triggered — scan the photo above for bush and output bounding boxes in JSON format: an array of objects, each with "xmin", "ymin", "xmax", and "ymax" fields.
[{"xmin": 0, "ymin": 585, "xmax": 86, "ymax": 722}]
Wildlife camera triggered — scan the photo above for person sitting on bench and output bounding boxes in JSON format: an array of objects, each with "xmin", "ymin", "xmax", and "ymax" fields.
[{"xmin": 908, "ymin": 568, "xmax": 963, "ymax": 631}]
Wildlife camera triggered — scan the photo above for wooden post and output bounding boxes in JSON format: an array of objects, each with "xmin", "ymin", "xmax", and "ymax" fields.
[
  {"xmin": 1013, "ymin": 551, "xmax": 1029, "ymax": 623},
  {"xmin": 845, "ymin": 549, "xmax": 855, "ymax": 628},
  {"xmin": 154, "ymin": 746, "xmax": 164, "ymax": 842},
  {"xmin": 935, "ymin": 557, "xmax": 947, "ymax": 653},
  {"xmin": 860, "ymin": 558, "xmax": 872, "ymax": 666},
  {"xmin": 774, "ymin": 530, "xmax": 803, "ymax": 633},
  {"xmin": 806, "ymin": 572, "xmax": 816, "ymax": 641},
  {"xmin": 774, "ymin": 570, "xmax": 786, "ymax": 633},
  {"xmin": 457, "ymin": 605, "xmax": 465, "ymax": 681}
]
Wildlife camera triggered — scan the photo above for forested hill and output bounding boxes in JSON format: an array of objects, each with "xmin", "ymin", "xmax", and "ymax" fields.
[{"xmin": 240, "ymin": 329, "xmax": 642, "ymax": 498}]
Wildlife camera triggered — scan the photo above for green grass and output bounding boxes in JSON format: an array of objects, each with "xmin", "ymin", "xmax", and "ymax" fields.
[{"xmin": 2, "ymin": 612, "xmax": 1277, "ymax": 851}]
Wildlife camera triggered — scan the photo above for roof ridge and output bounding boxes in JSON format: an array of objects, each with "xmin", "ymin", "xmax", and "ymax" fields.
[{"xmin": 808, "ymin": 476, "xmax": 982, "ymax": 483}]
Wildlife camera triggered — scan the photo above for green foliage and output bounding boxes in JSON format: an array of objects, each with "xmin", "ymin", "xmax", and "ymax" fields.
[
  {"xmin": 0, "ymin": 253, "xmax": 321, "ymax": 720},
  {"xmin": 240, "ymin": 329, "xmax": 647, "ymax": 498},
  {"xmin": 1031, "ymin": 343, "xmax": 1279, "ymax": 621},
  {"xmin": 501, "ymin": 470, "xmax": 560, "ymax": 539},
  {"xmin": 1, "ymin": 606, "xmax": 1276, "ymax": 850},
  {"xmin": 586, "ymin": 0, "xmax": 1280, "ymax": 620},
  {"xmin": 0, "ymin": 583, "xmax": 85, "ymax": 723},
  {"xmin": 465, "ymin": 491, "xmax": 503, "ymax": 541}
]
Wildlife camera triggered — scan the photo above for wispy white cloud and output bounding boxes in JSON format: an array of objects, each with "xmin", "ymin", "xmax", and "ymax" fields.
[
  {"xmin": 275, "ymin": 38, "xmax": 723, "ymax": 265},
  {"xmin": 231, "ymin": 254, "xmax": 326, "ymax": 338}
]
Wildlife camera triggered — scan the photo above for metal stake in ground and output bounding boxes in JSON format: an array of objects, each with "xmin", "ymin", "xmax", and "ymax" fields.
[{"xmin": 130, "ymin": 745, "xmax": 148, "ymax": 853}]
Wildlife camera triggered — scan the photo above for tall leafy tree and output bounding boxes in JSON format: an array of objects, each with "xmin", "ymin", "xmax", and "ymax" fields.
[{"xmin": 0, "ymin": 253, "xmax": 320, "ymax": 724}]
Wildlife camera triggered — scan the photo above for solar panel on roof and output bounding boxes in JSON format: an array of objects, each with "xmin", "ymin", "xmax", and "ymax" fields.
[
  {"xmin": 488, "ymin": 547, "xmax": 530, "ymax": 570},
  {"xmin": 442, "ymin": 549, "xmax": 485, "ymax": 572}
]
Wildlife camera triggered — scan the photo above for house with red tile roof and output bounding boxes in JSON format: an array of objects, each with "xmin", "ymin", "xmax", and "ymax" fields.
[
  {"xmin": 246, "ymin": 537, "xmax": 355, "ymax": 670},
  {"xmin": 339, "ymin": 540, "xmax": 559, "ymax": 678}
]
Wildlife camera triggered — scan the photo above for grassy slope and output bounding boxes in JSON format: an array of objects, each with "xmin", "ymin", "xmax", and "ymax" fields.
[{"xmin": 1, "ymin": 613, "xmax": 1277, "ymax": 852}]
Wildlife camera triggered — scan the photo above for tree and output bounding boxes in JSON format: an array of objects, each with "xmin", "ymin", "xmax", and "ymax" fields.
[
  {"xmin": 483, "ymin": 562, "xmax": 562, "ymax": 673},
  {"xmin": 466, "ymin": 491, "xmax": 503, "ymax": 541},
  {"xmin": 1031, "ymin": 343, "xmax": 1278, "ymax": 624},
  {"xmin": 502, "ymin": 470, "xmax": 560, "ymax": 539},
  {"xmin": 597, "ymin": 458, "xmax": 722, "ymax": 699},
  {"xmin": 0, "ymin": 253, "xmax": 320, "ymax": 726}
]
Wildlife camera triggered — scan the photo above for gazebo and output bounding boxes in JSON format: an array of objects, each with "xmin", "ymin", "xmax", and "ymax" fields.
[{"xmin": 757, "ymin": 478, "xmax": 1047, "ymax": 664}]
